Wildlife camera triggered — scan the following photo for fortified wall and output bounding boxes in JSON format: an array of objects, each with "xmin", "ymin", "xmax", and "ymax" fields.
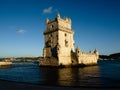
[
  {"xmin": 39, "ymin": 14, "xmax": 99, "ymax": 67},
  {"xmin": 76, "ymin": 47, "xmax": 99, "ymax": 65}
]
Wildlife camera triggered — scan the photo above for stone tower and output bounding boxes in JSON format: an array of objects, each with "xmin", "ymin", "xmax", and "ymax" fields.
[{"xmin": 43, "ymin": 13, "xmax": 74, "ymax": 65}]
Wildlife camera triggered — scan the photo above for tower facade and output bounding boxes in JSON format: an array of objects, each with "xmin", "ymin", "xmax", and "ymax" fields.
[{"xmin": 43, "ymin": 13, "xmax": 74, "ymax": 65}]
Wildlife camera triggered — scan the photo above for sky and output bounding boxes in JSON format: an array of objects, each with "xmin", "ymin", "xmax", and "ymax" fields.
[{"xmin": 0, "ymin": 0, "xmax": 120, "ymax": 57}]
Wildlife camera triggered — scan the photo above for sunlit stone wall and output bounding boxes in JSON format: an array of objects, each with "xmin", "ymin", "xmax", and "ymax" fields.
[{"xmin": 76, "ymin": 48, "xmax": 99, "ymax": 65}]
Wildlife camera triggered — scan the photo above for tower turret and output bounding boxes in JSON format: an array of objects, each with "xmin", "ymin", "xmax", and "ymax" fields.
[
  {"xmin": 76, "ymin": 47, "xmax": 81, "ymax": 57},
  {"xmin": 94, "ymin": 49, "xmax": 98, "ymax": 54},
  {"xmin": 57, "ymin": 13, "xmax": 60, "ymax": 19},
  {"xmin": 94, "ymin": 49, "xmax": 99, "ymax": 59},
  {"xmin": 46, "ymin": 18, "xmax": 49, "ymax": 24}
]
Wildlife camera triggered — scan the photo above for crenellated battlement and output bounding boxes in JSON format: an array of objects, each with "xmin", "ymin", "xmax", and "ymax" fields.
[
  {"xmin": 45, "ymin": 13, "xmax": 72, "ymax": 32},
  {"xmin": 46, "ymin": 13, "xmax": 71, "ymax": 24},
  {"xmin": 75, "ymin": 47, "xmax": 99, "ymax": 65}
]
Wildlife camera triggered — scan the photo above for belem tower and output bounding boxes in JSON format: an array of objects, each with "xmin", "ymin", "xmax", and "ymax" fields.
[{"xmin": 39, "ymin": 13, "xmax": 99, "ymax": 67}]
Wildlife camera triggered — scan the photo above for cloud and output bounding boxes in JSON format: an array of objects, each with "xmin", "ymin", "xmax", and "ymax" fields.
[
  {"xmin": 43, "ymin": 6, "xmax": 53, "ymax": 14},
  {"xmin": 17, "ymin": 29, "xmax": 26, "ymax": 34}
]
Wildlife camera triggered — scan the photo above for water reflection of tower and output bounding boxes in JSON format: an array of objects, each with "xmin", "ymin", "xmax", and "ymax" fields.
[
  {"xmin": 58, "ymin": 68, "xmax": 78, "ymax": 86},
  {"xmin": 40, "ymin": 66, "xmax": 101, "ymax": 86},
  {"xmin": 40, "ymin": 67, "xmax": 59, "ymax": 85},
  {"xmin": 58, "ymin": 66, "xmax": 101, "ymax": 87}
]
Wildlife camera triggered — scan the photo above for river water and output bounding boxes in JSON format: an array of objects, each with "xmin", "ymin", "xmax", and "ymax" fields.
[{"xmin": 0, "ymin": 60, "xmax": 120, "ymax": 87}]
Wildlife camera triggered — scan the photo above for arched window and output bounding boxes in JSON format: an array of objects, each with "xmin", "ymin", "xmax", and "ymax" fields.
[
  {"xmin": 65, "ymin": 40, "xmax": 68, "ymax": 47},
  {"xmin": 65, "ymin": 33, "xmax": 67, "ymax": 37},
  {"xmin": 51, "ymin": 25, "xmax": 54, "ymax": 28}
]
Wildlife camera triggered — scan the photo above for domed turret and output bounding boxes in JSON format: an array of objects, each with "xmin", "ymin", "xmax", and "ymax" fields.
[
  {"xmin": 76, "ymin": 47, "xmax": 81, "ymax": 53},
  {"xmin": 57, "ymin": 13, "xmax": 60, "ymax": 19},
  {"xmin": 94, "ymin": 49, "xmax": 99, "ymax": 56},
  {"xmin": 46, "ymin": 18, "xmax": 49, "ymax": 24},
  {"xmin": 68, "ymin": 18, "xmax": 71, "ymax": 23},
  {"xmin": 89, "ymin": 50, "xmax": 92, "ymax": 53},
  {"xmin": 94, "ymin": 49, "xmax": 99, "ymax": 59},
  {"xmin": 94, "ymin": 49, "xmax": 98, "ymax": 53}
]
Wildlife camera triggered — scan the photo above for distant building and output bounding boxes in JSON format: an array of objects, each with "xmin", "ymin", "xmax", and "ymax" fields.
[
  {"xmin": 4, "ymin": 58, "xmax": 15, "ymax": 61},
  {"xmin": 39, "ymin": 14, "xmax": 99, "ymax": 66}
]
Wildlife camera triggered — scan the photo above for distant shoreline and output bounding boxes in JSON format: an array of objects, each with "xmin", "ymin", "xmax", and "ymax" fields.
[{"xmin": 0, "ymin": 52, "xmax": 120, "ymax": 62}]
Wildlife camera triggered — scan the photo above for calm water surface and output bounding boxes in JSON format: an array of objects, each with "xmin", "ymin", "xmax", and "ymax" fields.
[{"xmin": 0, "ymin": 60, "xmax": 120, "ymax": 87}]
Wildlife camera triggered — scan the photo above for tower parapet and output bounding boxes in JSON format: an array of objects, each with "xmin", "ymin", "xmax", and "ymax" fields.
[{"xmin": 44, "ymin": 13, "xmax": 72, "ymax": 35}]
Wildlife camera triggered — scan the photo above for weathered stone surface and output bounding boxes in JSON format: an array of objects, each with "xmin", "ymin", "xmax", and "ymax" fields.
[
  {"xmin": 39, "ymin": 14, "xmax": 99, "ymax": 67},
  {"xmin": 39, "ymin": 57, "xmax": 58, "ymax": 66}
]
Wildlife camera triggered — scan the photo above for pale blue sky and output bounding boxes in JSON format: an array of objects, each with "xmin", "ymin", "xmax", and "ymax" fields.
[{"xmin": 0, "ymin": 0, "xmax": 120, "ymax": 57}]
